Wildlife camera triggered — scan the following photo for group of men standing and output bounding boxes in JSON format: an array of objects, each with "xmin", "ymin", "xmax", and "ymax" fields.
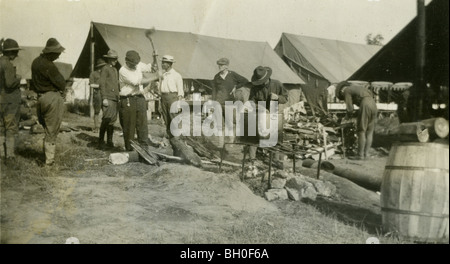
[
  {"xmin": 1, "ymin": 37, "xmax": 186, "ymax": 167},
  {"xmin": 1, "ymin": 36, "xmax": 375, "ymax": 168},
  {"xmin": 1, "ymin": 37, "xmax": 66, "ymax": 167},
  {"xmin": 89, "ymin": 50, "xmax": 183, "ymax": 152},
  {"xmin": 0, "ymin": 35, "xmax": 292, "ymax": 167}
]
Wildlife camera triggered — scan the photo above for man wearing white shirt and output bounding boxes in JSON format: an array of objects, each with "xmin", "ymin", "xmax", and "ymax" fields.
[
  {"xmin": 159, "ymin": 55, "xmax": 183, "ymax": 138},
  {"xmin": 118, "ymin": 50, "xmax": 158, "ymax": 151}
]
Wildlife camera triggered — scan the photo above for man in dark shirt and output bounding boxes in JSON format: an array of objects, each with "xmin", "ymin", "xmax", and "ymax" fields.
[
  {"xmin": 212, "ymin": 58, "xmax": 248, "ymax": 145},
  {"xmin": 246, "ymin": 66, "xmax": 288, "ymax": 160},
  {"xmin": 98, "ymin": 50, "xmax": 120, "ymax": 150},
  {"xmin": 212, "ymin": 58, "xmax": 248, "ymax": 105},
  {"xmin": 0, "ymin": 38, "xmax": 22, "ymax": 164},
  {"xmin": 89, "ymin": 58, "xmax": 106, "ymax": 133},
  {"xmin": 31, "ymin": 38, "xmax": 66, "ymax": 166},
  {"xmin": 336, "ymin": 81, "xmax": 377, "ymax": 160}
]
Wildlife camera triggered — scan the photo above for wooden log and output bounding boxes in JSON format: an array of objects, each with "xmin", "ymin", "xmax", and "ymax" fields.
[
  {"xmin": 302, "ymin": 159, "xmax": 318, "ymax": 168},
  {"xmin": 130, "ymin": 140, "xmax": 159, "ymax": 166},
  {"xmin": 420, "ymin": 117, "xmax": 449, "ymax": 139},
  {"xmin": 183, "ymin": 136, "xmax": 220, "ymax": 159},
  {"xmin": 388, "ymin": 117, "xmax": 449, "ymax": 142},
  {"xmin": 320, "ymin": 161, "xmax": 381, "ymax": 192},
  {"xmin": 170, "ymin": 137, "xmax": 203, "ymax": 168},
  {"xmin": 207, "ymin": 159, "xmax": 242, "ymax": 168}
]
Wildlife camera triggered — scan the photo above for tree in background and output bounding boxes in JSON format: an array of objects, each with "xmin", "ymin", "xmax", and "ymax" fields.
[{"xmin": 366, "ymin": 33, "xmax": 384, "ymax": 46}]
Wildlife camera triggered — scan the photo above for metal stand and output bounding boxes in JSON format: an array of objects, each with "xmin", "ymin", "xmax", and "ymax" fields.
[{"xmin": 218, "ymin": 141, "xmax": 323, "ymax": 189}]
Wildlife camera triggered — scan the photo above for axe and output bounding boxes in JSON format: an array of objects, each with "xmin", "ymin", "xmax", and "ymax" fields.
[{"xmin": 145, "ymin": 27, "xmax": 163, "ymax": 114}]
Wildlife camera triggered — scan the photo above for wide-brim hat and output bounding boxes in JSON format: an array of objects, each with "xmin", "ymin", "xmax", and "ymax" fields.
[
  {"xmin": 42, "ymin": 38, "xmax": 65, "ymax": 54},
  {"xmin": 335, "ymin": 81, "xmax": 351, "ymax": 100},
  {"xmin": 103, "ymin": 50, "xmax": 118, "ymax": 59},
  {"xmin": 161, "ymin": 55, "xmax": 175, "ymax": 63},
  {"xmin": 217, "ymin": 57, "xmax": 229, "ymax": 65},
  {"xmin": 251, "ymin": 66, "xmax": 272, "ymax": 86},
  {"xmin": 125, "ymin": 50, "xmax": 141, "ymax": 65},
  {"xmin": 1, "ymin": 38, "xmax": 22, "ymax": 52},
  {"xmin": 95, "ymin": 58, "xmax": 107, "ymax": 68}
]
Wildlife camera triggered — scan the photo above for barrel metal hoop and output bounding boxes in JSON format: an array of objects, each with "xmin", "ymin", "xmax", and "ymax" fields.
[
  {"xmin": 382, "ymin": 207, "xmax": 449, "ymax": 218},
  {"xmin": 384, "ymin": 165, "xmax": 449, "ymax": 173}
]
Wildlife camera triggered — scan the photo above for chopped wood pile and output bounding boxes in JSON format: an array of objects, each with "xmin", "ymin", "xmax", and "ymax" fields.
[{"xmin": 281, "ymin": 114, "xmax": 356, "ymax": 160}]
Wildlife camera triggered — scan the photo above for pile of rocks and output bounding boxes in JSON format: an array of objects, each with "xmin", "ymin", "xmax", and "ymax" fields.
[{"xmin": 263, "ymin": 170, "xmax": 336, "ymax": 202}]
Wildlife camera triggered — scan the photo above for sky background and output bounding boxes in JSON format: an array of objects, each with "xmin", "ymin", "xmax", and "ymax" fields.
[{"xmin": 1, "ymin": 0, "xmax": 431, "ymax": 66}]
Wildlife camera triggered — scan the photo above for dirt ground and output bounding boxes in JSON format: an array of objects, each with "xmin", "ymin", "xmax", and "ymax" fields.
[{"xmin": 1, "ymin": 111, "xmax": 400, "ymax": 244}]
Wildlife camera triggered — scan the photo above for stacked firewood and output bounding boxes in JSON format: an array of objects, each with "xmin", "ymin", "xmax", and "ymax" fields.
[{"xmin": 282, "ymin": 114, "xmax": 356, "ymax": 160}]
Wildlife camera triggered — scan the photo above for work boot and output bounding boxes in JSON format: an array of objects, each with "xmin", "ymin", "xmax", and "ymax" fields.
[{"xmin": 44, "ymin": 142, "xmax": 56, "ymax": 166}]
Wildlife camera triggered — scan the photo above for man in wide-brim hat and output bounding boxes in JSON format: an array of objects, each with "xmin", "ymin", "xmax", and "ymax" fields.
[
  {"xmin": 0, "ymin": 38, "xmax": 23, "ymax": 165},
  {"xmin": 42, "ymin": 38, "xmax": 65, "ymax": 54},
  {"xmin": 31, "ymin": 38, "xmax": 67, "ymax": 166},
  {"xmin": 245, "ymin": 66, "xmax": 288, "ymax": 161},
  {"xmin": 89, "ymin": 58, "xmax": 107, "ymax": 133},
  {"xmin": 98, "ymin": 50, "xmax": 120, "ymax": 150},
  {"xmin": 249, "ymin": 66, "xmax": 287, "ymax": 108}
]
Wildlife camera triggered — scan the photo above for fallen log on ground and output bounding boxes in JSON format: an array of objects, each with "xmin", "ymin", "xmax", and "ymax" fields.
[
  {"xmin": 302, "ymin": 159, "xmax": 381, "ymax": 192},
  {"xmin": 204, "ymin": 159, "xmax": 242, "ymax": 168},
  {"xmin": 130, "ymin": 140, "xmax": 159, "ymax": 166},
  {"xmin": 320, "ymin": 160, "xmax": 382, "ymax": 192},
  {"xmin": 183, "ymin": 136, "xmax": 220, "ymax": 159},
  {"xmin": 170, "ymin": 137, "xmax": 203, "ymax": 168}
]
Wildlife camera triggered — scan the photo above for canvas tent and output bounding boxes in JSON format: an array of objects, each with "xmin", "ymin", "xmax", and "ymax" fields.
[
  {"xmin": 349, "ymin": 0, "xmax": 449, "ymax": 120},
  {"xmin": 72, "ymin": 22, "xmax": 304, "ymax": 93},
  {"xmin": 274, "ymin": 33, "xmax": 381, "ymax": 115},
  {"xmin": 11, "ymin": 46, "xmax": 73, "ymax": 80}
]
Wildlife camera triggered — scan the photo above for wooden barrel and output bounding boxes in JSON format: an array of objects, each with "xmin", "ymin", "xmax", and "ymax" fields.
[{"xmin": 381, "ymin": 142, "xmax": 449, "ymax": 243}]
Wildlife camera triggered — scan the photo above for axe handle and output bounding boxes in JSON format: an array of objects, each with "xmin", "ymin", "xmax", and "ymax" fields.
[{"xmin": 145, "ymin": 34, "xmax": 162, "ymax": 88}]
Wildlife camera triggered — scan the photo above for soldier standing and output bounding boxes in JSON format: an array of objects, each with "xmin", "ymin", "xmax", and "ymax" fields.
[
  {"xmin": 89, "ymin": 58, "xmax": 106, "ymax": 133},
  {"xmin": 0, "ymin": 38, "xmax": 22, "ymax": 165},
  {"xmin": 31, "ymin": 38, "xmax": 66, "ymax": 166},
  {"xmin": 98, "ymin": 50, "xmax": 120, "ymax": 150}
]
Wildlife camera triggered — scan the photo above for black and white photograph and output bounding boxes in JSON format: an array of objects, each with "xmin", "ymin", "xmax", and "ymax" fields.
[{"xmin": 0, "ymin": 0, "xmax": 448, "ymax": 250}]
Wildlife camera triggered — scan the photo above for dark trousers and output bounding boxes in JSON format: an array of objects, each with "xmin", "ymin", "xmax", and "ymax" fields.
[
  {"xmin": 98, "ymin": 99, "xmax": 118, "ymax": 145},
  {"xmin": 119, "ymin": 95, "xmax": 148, "ymax": 151},
  {"xmin": 92, "ymin": 89, "xmax": 102, "ymax": 115},
  {"xmin": 160, "ymin": 93, "xmax": 179, "ymax": 138}
]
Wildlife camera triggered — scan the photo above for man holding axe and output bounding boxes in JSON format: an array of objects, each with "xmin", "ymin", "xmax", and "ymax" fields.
[{"xmin": 144, "ymin": 28, "xmax": 183, "ymax": 139}]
